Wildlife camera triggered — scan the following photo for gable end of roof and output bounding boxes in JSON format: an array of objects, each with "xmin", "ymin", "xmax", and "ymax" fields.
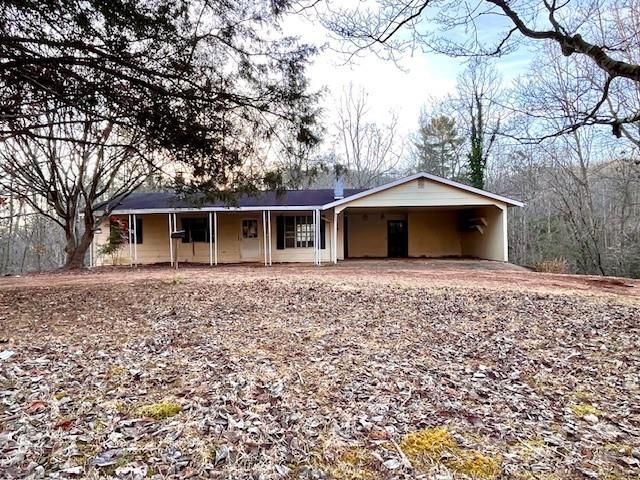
[{"xmin": 321, "ymin": 172, "xmax": 524, "ymax": 209}]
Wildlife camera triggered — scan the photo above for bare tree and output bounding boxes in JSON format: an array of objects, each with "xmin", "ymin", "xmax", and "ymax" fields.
[
  {"xmin": 0, "ymin": 107, "xmax": 158, "ymax": 268},
  {"xmin": 334, "ymin": 85, "xmax": 404, "ymax": 188},
  {"xmin": 320, "ymin": 0, "xmax": 640, "ymax": 137}
]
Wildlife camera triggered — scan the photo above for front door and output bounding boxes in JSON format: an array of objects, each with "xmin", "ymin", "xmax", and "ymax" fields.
[
  {"xmin": 387, "ymin": 220, "xmax": 408, "ymax": 258},
  {"xmin": 240, "ymin": 219, "xmax": 259, "ymax": 260}
]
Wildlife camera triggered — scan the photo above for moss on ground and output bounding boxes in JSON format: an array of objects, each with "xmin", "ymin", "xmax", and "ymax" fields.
[
  {"xmin": 309, "ymin": 443, "xmax": 377, "ymax": 480},
  {"xmin": 400, "ymin": 427, "xmax": 456, "ymax": 459},
  {"xmin": 135, "ymin": 401, "xmax": 182, "ymax": 420},
  {"xmin": 571, "ymin": 403, "xmax": 602, "ymax": 417},
  {"xmin": 448, "ymin": 450, "xmax": 502, "ymax": 479},
  {"xmin": 399, "ymin": 427, "xmax": 502, "ymax": 479}
]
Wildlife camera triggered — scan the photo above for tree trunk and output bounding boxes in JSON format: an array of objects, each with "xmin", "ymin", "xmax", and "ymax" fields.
[{"xmin": 63, "ymin": 230, "xmax": 93, "ymax": 269}]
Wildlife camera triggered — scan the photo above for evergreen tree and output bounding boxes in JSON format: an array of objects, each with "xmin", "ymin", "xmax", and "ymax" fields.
[
  {"xmin": 467, "ymin": 94, "xmax": 486, "ymax": 189},
  {"xmin": 412, "ymin": 114, "xmax": 464, "ymax": 179}
]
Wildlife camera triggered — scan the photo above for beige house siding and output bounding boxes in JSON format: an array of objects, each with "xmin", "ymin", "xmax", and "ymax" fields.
[
  {"xmin": 461, "ymin": 206, "xmax": 507, "ymax": 261},
  {"xmin": 346, "ymin": 211, "xmax": 406, "ymax": 257},
  {"xmin": 346, "ymin": 209, "xmax": 463, "ymax": 258},
  {"xmin": 336, "ymin": 177, "xmax": 503, "ymax": 211},
  {"xmin": 408, "ymin": 210, "xmax": 462, "ymax": 257},
  {"xmin": 336, "ymin": 211, "xmax": 345, "ymax": 261},
  {"xmin": 94, "ymin": 216, "xmax": 131, "ymax": 265}
]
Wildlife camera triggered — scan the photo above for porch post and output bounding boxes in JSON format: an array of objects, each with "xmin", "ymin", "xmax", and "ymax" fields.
[
  {"xmin": 132, "ymin": 214, "xmax": 138, "ymax": 266},
  {"xmin": 168, "ymin": 213, "xmax": 174, "ymax": 266},
  {"xmin": 208, "ymin": 212, "xmax": 213, "ymax": 266},
  {"xmin": 262, "ymin": 210, "xmax": 268, "ymax": 266},
  {"xmin": 312, "ymin": 209, "xmax": 316, "ymax": 265},
  {"xmin": 333, "ymin": 209, "xmax": 338, "ymax": 264},
  {"xmin": 267, "ymin": 211, "xmax": 272, "ymax": 266},
  {"xmin": 314, "ymin": 208, "xmax": 322, "ymax": 266},
  {"xmin": 128, "ymin": 214, "xmax": 133, "ymax": 267},
  {"xmin": 213, "ymin": 211, "xmax": 218, "ymax": 265},
  {"xmin": 319, "ymin": 209, "xmax": 322, "ymax": 266},
  {"xmin": 173, "ymin": 213, "xmax": 179, "ymax": 270}
]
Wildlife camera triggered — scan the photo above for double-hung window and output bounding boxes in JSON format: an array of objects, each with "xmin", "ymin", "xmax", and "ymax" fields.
[
  {"xmin": 277, "ymin": 215, "xmax": 325, "ymax": 250},
  {"xmin": 284, "ymin": 216, "xmax": 314, "ymax": 248}
]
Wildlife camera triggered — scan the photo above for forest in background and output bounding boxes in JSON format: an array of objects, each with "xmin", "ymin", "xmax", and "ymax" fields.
[{"xmin": 1, "ymin": 0, "xmax": 639, "ymax": 277}]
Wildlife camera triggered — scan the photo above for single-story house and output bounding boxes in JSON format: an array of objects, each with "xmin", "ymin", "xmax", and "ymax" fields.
[{"xmin": 92, "ymin": 172, "xmax": 523, "ymax": 266}]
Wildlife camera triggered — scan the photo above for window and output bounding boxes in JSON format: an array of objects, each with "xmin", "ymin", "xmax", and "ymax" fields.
[
  {"xmin": 181, "ymin": 217, "xmax": 209, "ymax": 243},
  {"xmin": 284, "ymin": 216, "xmax": 314, "ymax": 248},
  {"xmin": 276, "ymin": 215, "xmax": 325, "ymax": 250},
  {"xmin": 242, "ymin": 219, "xmax": 258, "ymax": 239},
  {"xmin": 134, "ymin": 217, "xmax": 143, "ymax": 244}
]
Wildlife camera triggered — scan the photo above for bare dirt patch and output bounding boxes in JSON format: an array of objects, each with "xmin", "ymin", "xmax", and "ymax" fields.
[{"xmin": 1, "ymin": 264, "xmax": 639, "ymax": 479}]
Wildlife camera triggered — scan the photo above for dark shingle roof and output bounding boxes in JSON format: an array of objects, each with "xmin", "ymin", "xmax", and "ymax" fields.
[{"xmin": 106, "ymin": 189, "xmax": 365, "ymax": 211}]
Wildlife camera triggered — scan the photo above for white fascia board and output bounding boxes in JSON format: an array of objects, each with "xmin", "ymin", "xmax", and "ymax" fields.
[
  {"xmin": 321, "ymin": 172, "xmax": 525, "ymax": 209},
  {"xmin": 110, "ymin": 205, "xmax": 324, "ymax": 215}
]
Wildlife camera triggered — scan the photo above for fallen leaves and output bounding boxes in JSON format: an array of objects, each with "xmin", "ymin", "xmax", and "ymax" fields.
[
  {"xmin": 0, "ymin": 265, "xmax": 639, "ymax": 479},
  {"xmin": 24, "ymin": 400, "xmax": 47, "ymax": 413},
  {"xmin": 54, "ymin": 418, "xmax": 75, "ymax": 431}
]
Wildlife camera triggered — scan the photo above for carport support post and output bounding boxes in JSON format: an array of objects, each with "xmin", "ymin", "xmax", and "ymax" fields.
[
  {"xmin": 208, "ymin": 212, "xmax": 213, "ymax": 266},
  {"xmin": 213, "ymin": 212, "xmax": 218, "ymax": 265},
  {"xmin": 502, "ymin": 207, "xmax": 508, "ymax": 262},
  {"xmin": 168, "ymin": 213, "xmax": 174, "ymax": 266}
]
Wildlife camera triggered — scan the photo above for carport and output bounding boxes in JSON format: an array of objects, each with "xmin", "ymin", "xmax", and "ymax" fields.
[{"xmin": 323, "ymin": 173, "xmax": 523, "ymax": 262}]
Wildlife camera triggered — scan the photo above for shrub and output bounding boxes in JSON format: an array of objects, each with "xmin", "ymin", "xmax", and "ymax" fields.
[
  {"xmin": 98, "ymin": 218, "xmax": 128, "ymax": 264},
  {"xmin": 534, "ymin": 258, "xmax": 568, "ymax": 274}
]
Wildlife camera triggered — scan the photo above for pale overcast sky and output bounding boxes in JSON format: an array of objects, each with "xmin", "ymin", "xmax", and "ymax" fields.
[{"xmin": 282, "ymin": 8, "xmax": 533, "ymax": 143}]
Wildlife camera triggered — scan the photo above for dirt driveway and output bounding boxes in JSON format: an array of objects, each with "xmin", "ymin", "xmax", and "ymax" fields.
[{"xmin": 1, "ymin": 259, "xmax": 638, "ymax": 299}]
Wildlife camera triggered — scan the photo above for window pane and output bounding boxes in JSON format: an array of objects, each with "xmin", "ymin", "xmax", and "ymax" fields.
[
  {"xmin": 135, "ymin": 217, "xmax": 143, "ymax": 244},
  {"xmin": 242, "ymin": 219, "xmax": 258, "ymax": 239},
  {"xmin": 183, "ymin": 218, "xmax": 208, "ymax": 243},
  {"xmin": 285, "ymin": 235, "xmax": 295, "ymax": 248},
  {"xmin": 295, "ymin": 216, "xmax": 314, "ymax": 248}
]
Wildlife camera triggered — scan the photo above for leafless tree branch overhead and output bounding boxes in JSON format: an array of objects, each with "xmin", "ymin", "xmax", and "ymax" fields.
[{"xmin": 321, "ymin": 0, "xmax": 640, "ymax": 137}]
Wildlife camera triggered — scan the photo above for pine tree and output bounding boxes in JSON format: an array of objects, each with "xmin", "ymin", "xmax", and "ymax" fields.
[{"xmin": 413, "ymin": 115, "xmax": 464, "ymax": 179}]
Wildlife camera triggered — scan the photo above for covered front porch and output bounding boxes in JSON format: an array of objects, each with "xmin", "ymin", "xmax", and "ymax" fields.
[{"xmin": 93, "ymin": 208, "xmax": 337, "ymax": 267}]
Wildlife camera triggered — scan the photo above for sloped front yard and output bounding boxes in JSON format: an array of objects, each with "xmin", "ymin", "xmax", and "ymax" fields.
[{"xmin": 1, "ymin": 266, "xmax": 639, "ymax": 479}]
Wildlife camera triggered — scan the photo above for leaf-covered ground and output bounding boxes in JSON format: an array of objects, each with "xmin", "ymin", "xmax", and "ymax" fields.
[{"xmin": 1, "ymin": 261, "xmax": 639, "ymax": 479}]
